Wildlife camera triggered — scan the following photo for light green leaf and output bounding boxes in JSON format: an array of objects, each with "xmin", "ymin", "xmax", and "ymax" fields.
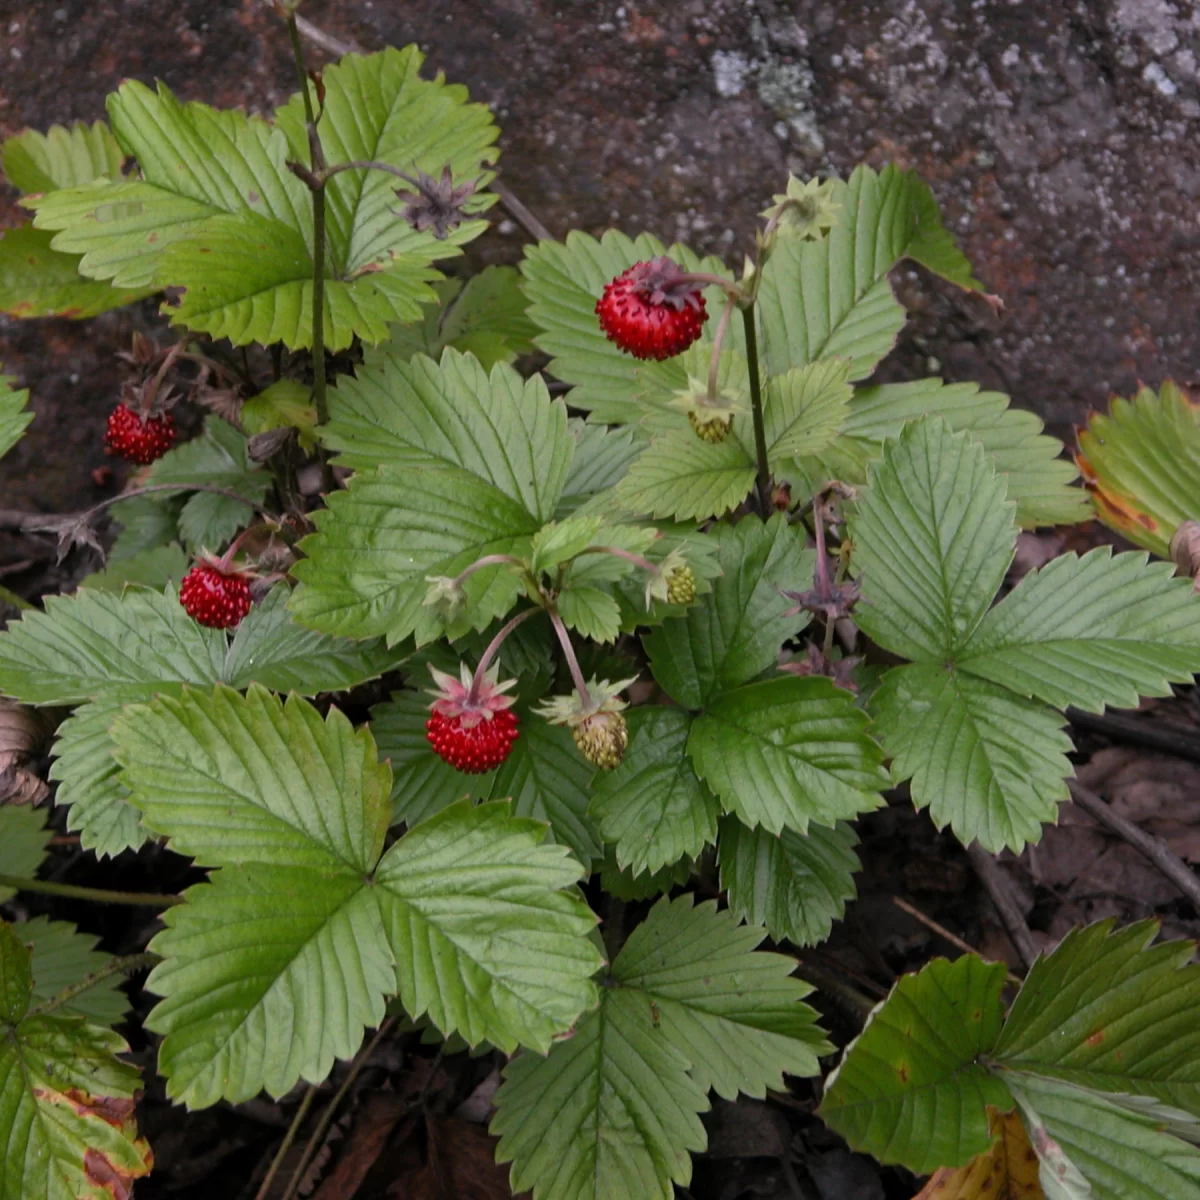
[
  {"xmin": 373, "ymin": 801, "xmax": 599, "ymax": 1055},
  {"xmin": 223, "ymin": 584, "xmax": 406, "ymax": 693},
  {"xmin": 995, "ymin": 920, "xmax": 1200, "ymax": 1118},
  {"xmin": 688, "ymin": 675, "xmax": 889, "ymax": 836},
  {"xmin": 79, "ymin": 543, "xmax": 188, "ymax": 594},
  {"xmin": 819, "ymin": 954, "xmax": 1013, "ymax": 1173},
  {"xmin": 323, "ymin": 347, "xmax": 573, "ymax": 523},
  {"xmin": 0, "ymin": 225, "xmax": 151, "ymax": 319},
  {"xmin": 49, "ymin": 699, "xmax": 143, "ymax": 858},
  {"xmin": 143, "ymin": 415, "xmax": 269, "ymax": 552},
  {"xmin": 958, "ymin": 547, "xmax": 1200, "ymax": 713},
  {"xmin": 0, "ymin": 376, "xmax": 33, "ymax": 462},
  {"xmin": 763, "ymin": 359, "xmax": 852, "ymax": 461},
  {"xmin": 240, "ymin": 378, "xmax": 317, "ymax": 450},
  {"xmin": 0, "ymin": 924, "xmax": 152, "ymax": 1200},
  {"xmin": 557, "ymin": 421, "xmax": 644, "ymax": 517},
  {"xmin": 615, "ymin": 431, "xmax": 755, "ymax": 522},
  {"xmin": 494, "ymin": 895, "xmax": 826, "ymax": 1200},
  {"xmin": 590, "ymin": 708, "xmax": 718, "ymax": 876},
  {"xmin": 24, "ymin": 916, "xmax": 130, "ymax": 1025},
  {"xmin": 793, "ymin": 377, "xmax": 1088, "ymax": 529},
  {"xmin": 0, "ymin": 587, "xmax": 225, "ymax": 705},
  {"xmin": 644, "ymin": 515, "xmax": 810, "ymax": 708},
  {"xmin": 718, "ymin": 816, "xmax": 860, "ymax": 947},
  {"xmin": 530, "ymin": 515, "xmax": 606, "ymax": 575},
  {"xmin": 557, "ymin": 585, "xmax": 622, "ymax": 643},
  {"xmin": 1076, "ymin": 381, "xmax": 1200, "ymax": 556},
  {"xmin": 0, "ymin": 806, "xmax": 52, "ymax": 903},
  {"xmin": 870, "ymin": 663, "xmax": 1072, "ymax": 853},
  {"xmin": 519, "ymin": 228, "xmax": 735, "ymax": 425},
  {"xmin": 1008, "ymin": 1073, "xmax": 1200, "ymax": 1200},
  {"xmin": 290, "ymin": 464, "xmax": 537, "ymax": 645},
  {"xmin": 848, "ymin": 417, "xmax": 1017, "ymax": 661},
  {"xmin": 2, "ymin": 120, "xmax": 124, "ymax": 194}
]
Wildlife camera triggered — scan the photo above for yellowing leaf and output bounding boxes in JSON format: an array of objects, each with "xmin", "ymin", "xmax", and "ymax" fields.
[{"xmin": 914, "ymin": 1108, "xmax": 1043, "ymax": 1200}]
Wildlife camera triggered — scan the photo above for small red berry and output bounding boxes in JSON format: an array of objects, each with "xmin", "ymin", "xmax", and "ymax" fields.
[
  {"xmin": 595, "ymin": 256, "xmax": 708, "ymax": 361},
  {"xmin": 104, "ymin": 403, "xmax": 176, "ymax": 465},
  {"xmin": 425, "ymin": 663, "xmax": 519, "ymax": 774},
  {"xmin": 180, "ymin": 563, "xmax": 253, "ymax": 629}
]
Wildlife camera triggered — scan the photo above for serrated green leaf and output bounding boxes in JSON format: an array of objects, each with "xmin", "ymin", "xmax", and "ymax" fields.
[
  {"xmin": 615, "ymin": 431, "xmax": 756, "ymax": 522},
  {"xmin": 108, "ymin": 493, "xmax": 185, "ymax": 561},
  {"xmin": 240, "ymin": 378, "xmax": 317, "ymax": 449},
  {"xmin": 493, "ymin": 895, "xmax": 826, "ymax": 1200},
  {"xmin": 0, "ymin": 587, "xmax": 225, "ymax": 705},
  {"xmin": 819, "ymin": 954, "xmax": 1013, "ymax": 1173},
  {"xmin": 557, "ymin": 421, "xmax": 644, "ymax": 518},
  {"xmin": 718, "ymin": 816, "xmax": 860, "ymax": 947},
  {"xmin": 0, "ymin": 924, "xmax": 151, "ymax": 1200},
  {"xmin": 644, "ymin": 515, "xmax": 810, "ymax": 708},
  {"xmin": 0, "ymin": 806, "xmax": 52, "ymax": 903},
  {"xmin": 519, "ymin": 229, "xmax": 735, "ymax": 426},
  {"xmin": 756, "ymin": 165, "xmax": 981, "ymax": 382},
  {"xmin": 1077, "ymin": 381, "xmax": 1200, "ymax": 556},
  {"xmin": 290, "ymin": 464, "xmax": 537, "ymax": 645},
  {"xmin": 795, "ymin": 377, "xmax": 1087, "ymax": 529},
  {"xmin": 849, "ymin": 417, "xmax": 1017, "ymax": 661},
  {"xmin": 49, "ymin": 699, "xmax": 143, "ymax": 858},
  {"xmin": 223, "ymin": 584, "xmax": 406, "ymax": 693},
  {"xmin": 870, "ymin": 663, "xmax": 1072, "ymax": 853},
  {"xmin": 958, "ymin": 547, "xmax": 1200, "ymax": 713},
  {"xmin": 995, "ymin": 921, "xmax": 1200, "ymax": 1118},
  {"xmin": 142, "ymin": 415, "xmax": 269, "ymax": 552},
  {"xmin": 324, "ymin": 348, "xmax": 573, "ymax": 523},
  {"xmin": 79, "ymin": 542, "xmax": 188, "ymax": 594},
  {"xmin": 0, "ymin": 376, "xmax": 33, "ymax": 462},
  {"xmin": 0, "ymin": 225, "xmax": 151, "ymax": 319},
  {"xmin": 1008, "ymin": 1073, "xmax": 1200, "ymax": 1200},
  {"xmin": 557, "ymin": 585, "xmax": 622, "ymax": 643},
  {"xmin": 763, "ymin": 359, "xmax": 852, "ymax": 461},
  {"xmin": 530, "ymin": 515, "xmax": 606, "ymax": 575},
  {"xmin": 2, "ymin": 120, "xmax": 124, "ymax": 194},
  {"xmin": 384, "ymin": 266, "xmax": 538, "ymax": 369},
  {"xmin": 373, "ymin": 801, "xmax": 599, "ymax": 1055},
  {"xmin": 600, "ymin": 850, "xmax": 694, "ymax": 901},
  {"xmin": 689, "ymin": 675, "xmax": 888, "ymax": 836},
  {"xmin": 23, "ymin": 916, "xmax": 130, "ymax": 1025},
  {"xmin": 590, "ymin": 708, "xmax": 718, "ymax": 876}
]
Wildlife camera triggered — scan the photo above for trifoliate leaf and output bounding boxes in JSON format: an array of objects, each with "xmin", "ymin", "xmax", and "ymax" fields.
[
  {"xmin": 79, "ymin": 543, "xmax": 188, "ymax": 594},
  {"xmin": 871, "ymin": 663, "xmax": 1073, "ymax": 854},
  {"xmin": 718, "ymin": 816, "xmax": 860, "ymax": 947},
  {"xmin": 290, "ymin": 464, "xmax": 538, "ymax": 645},
  {"xmin": 645, "ymin": 515, "xmax": 811, "ymax": 708},
  {"xmin": 958, "ymin": 547, "xmax": 1200, "ymax": 713},
  {"xmin": 384, "ymin": 266, "xmax": 539, "ymax": 369},
  {"xmin": 519, "ymin": 229, "xmax": 737, "ymax": 426},
  {"xmin": 0, "ymin": 375, "xmax": 33, "ymax": 462},
  {"xmin": 23, "ymin": 916, "xmax": 130, "ymax": 1025},
  {"xmin": 0, "ymin": 922, "xmax": 152, "ymax": 1200},
  {"xmin": 819, "ymin": 954, "xmax": 1013, "ymax": 1173},
  {"xmin": 590, "ymin": 708, "xmax": 718, "ymax": 876},
  {"xmin": 995, "ymin": 921, "xmax": 1200, "ymax": 1118},
  {"xmin": 615, "ymin": 431, "xmax": 756, "ymax": 522},
  {"xmin": 557, "ymin": 421, "xmax": 644, "ymax": 518},
  {"xmin": 763, "ymin": 359, "xmax": 852, "ymax": 461},
  {"xmin": 142, "ymin": 415, "xmax": 269, "ymax": 552},
  {"xmin": 788, "ymin": 377, "xmax": 1087, "ymax": 529},
  {"xmin": 849, "ymin": 417, "xmax": 1017, "ymax": 662},
  {"xmin": 756, "ymin": 165, "xmax": 983, "ymax": 382},
  {"xmin": 0, "ymin": 806, "xmax": 52, "ymax": 903},
  {"xmin": 323, "ymin": 347, "xmax": 573, "ymax": 524},
  {"xmin": 493, "ymin": 896, "xmax": 827, "ymax": 1200},
  {"xmin": 1076, "ymin": 381, "xmax": 1200, "ymax": 556},
  {"xmin": 688, "ymin": 676, "xmax": 889, "ymax": 836},
  {"xmin": 113, "ymin": 688, "xmax": 598, "ymax": 1106},
  {"xmin": 913, "ymin": 1107, "xmax": 1044, "ymax": 1200}
]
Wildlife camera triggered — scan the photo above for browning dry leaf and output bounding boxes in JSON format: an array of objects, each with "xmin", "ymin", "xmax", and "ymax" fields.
[{"xmin": 913, "ymin": 1108, "xmax": 1042, "ymax": 1200}]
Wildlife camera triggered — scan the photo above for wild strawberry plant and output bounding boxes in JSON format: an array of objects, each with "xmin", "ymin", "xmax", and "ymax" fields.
[{"xmin": 1, "ymin": 8, "xmax": 1200, "ymax": 1199}]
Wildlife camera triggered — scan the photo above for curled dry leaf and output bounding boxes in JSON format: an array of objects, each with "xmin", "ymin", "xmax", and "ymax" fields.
[
  {"xmin": 0, "ymin": 699, "xmax": 54, "ymax": 804},
  {"xmin": 913, "ymin": 1108, "xmax": 1043, "ymax": 1199},
  {"xmin": 1170, "ymin": 520, "xmax": 1200, "ymax": 590}
]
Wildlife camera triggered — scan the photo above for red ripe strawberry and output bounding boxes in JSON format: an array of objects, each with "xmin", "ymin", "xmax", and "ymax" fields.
[
  {"xmin": 425, "ymin": 663, "xmax": 519, "ymax": 774},
  {"xmin": 180, "ymin": 562, "xmax": 253, "ymax": 629},
  {"xmin": 104, "ymin": 403, "xmax": 176, "ymax": 465},
  {"xmin": 595, "ymin": 257, "xmax": 708, "ymax": 360}
]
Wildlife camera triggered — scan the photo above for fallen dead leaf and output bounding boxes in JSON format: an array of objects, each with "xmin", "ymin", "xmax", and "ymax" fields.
[
  {"xmin": 913, "ymin": 1108, "xmax": 1042, "ymax": 1199},
  {"xmin": 389, "ymin": 1115, "xmax": 523, "ymax": 1200}
]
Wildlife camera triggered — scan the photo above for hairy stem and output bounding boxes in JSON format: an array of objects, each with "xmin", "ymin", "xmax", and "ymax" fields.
[
  {"xmin": 706, "ymin": 297, "xmax": 736, "ymax": 403},
  {"xmin": 575, "ymin": 544, "xmax": 658, "ymax": 575},
  {"xmin": 741, "ymin": 305, "xmax": 771, "ymax": 519},
  {"xmin": 255, "ymin": 1083, "xmax": 319, "ymax": 1200},
  {"xmin": 27, "ymin": 952, "xmax": 161, "ymax": 1018},
  {"xmin": 0, "ymin": 873, "xmax": 182, "ymax": 908},
  {"xmin": 548, "ymin": 608, "xmax": 592, "ymax": 707},
  {"xmin": 466, "ymin": 607, "xmax": 540, "ymax": 705},
  {"xmin": 450, "ymin": 554, "xmax": 527, "ymax": 589}
]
